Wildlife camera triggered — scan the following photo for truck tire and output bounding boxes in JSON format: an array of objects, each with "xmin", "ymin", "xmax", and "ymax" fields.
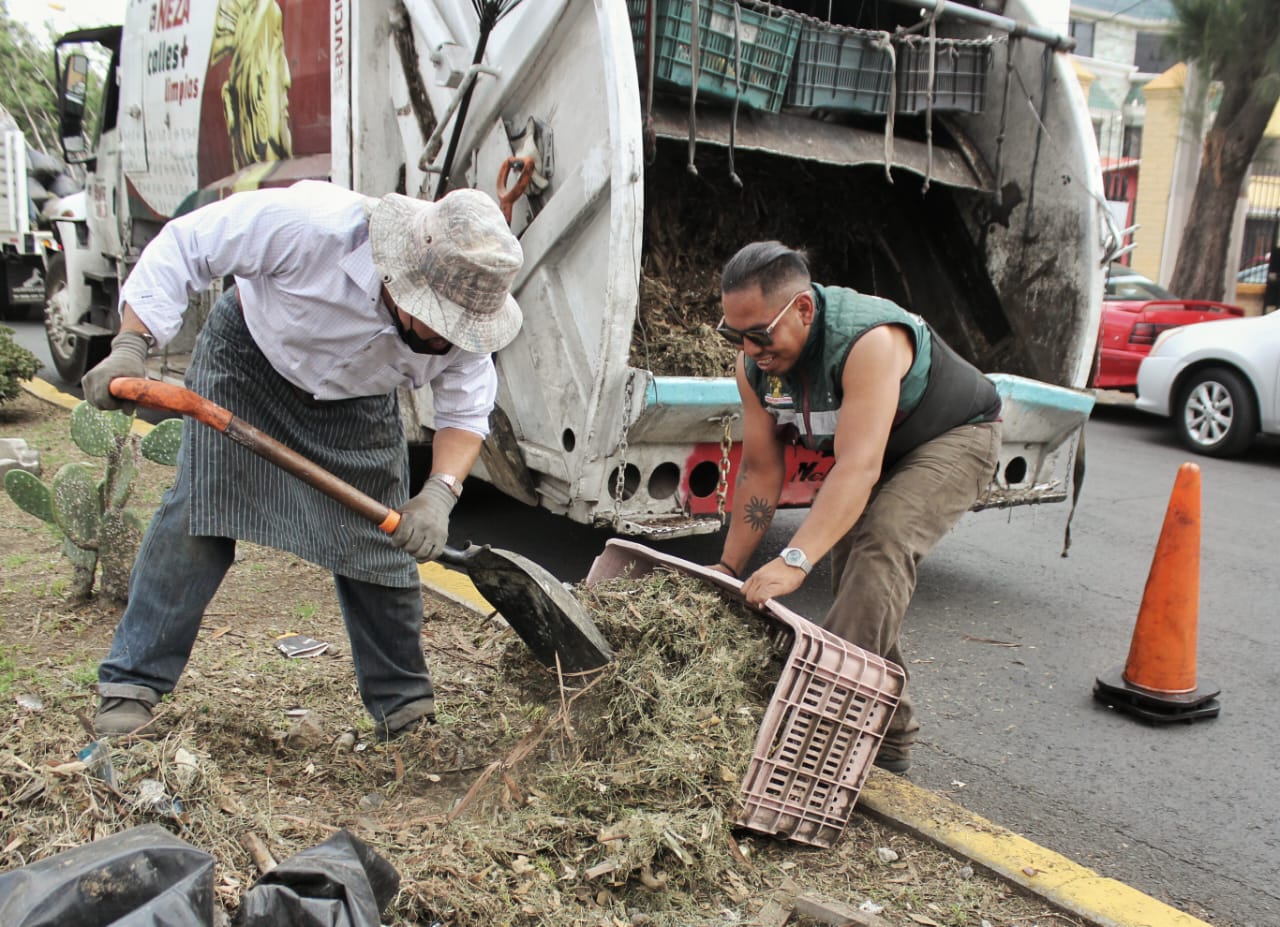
[
  {"xmin": 1176, "ymin": 366, "xmax": 1257, "ymax": 458},
  {"xmin": 43, "ymin": 254, "xmax": 109, "ymax": 385}
]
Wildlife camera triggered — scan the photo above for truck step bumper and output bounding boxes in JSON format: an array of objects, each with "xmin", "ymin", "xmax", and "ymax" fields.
[{"xmin": 978, "ymin": 374, "xmax": 1094, "ymax": 509}]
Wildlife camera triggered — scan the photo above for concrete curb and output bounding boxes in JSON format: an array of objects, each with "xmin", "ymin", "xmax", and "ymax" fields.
[
  {"xmin": 20, "ymin": 379, "xmax": 158, "ymax": 436},
  {"xmin": 419, "ymin": 559, "xmax": 1212, "ymax": 927},
  {"xmin": 858, "ymin": 774, "xmax": 1211, "ymax": 927}
]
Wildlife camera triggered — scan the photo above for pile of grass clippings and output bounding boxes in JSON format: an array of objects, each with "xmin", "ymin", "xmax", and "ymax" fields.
[
  {"xmin": 392, "ymin": 569, "xmax": 788, "ymax": 925},
  {"xmin": 1, "ymin": 566, "xmax": 791, "ymax": 926}
]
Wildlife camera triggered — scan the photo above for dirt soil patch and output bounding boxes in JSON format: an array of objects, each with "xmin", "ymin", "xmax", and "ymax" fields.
[{"xmin": 0, "ymin": 389, "xmax": 1086, "ymax": 927}]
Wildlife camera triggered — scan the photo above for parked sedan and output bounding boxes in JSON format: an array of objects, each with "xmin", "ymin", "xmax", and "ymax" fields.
[
  {"xmin": 1093, "ymin": 264, "xmax": 1244, "ymax": 391},
  {"xmin": 1135, "ymin": 310, "xmax": 1280, "ymax": 457}
]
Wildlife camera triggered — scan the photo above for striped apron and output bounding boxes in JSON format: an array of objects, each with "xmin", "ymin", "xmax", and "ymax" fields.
[{"xmin": 183, "ymin": 290, "xmax": 418, "ymax": 588}]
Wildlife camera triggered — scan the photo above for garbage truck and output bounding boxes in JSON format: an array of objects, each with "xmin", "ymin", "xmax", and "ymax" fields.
[
  {"xmin": 1, "ymin": 124, "xmax": 58, "ymax": 321},
  {"xmin": 44, "ymin": 0, "xmax": 1107, "ymax": 538}
]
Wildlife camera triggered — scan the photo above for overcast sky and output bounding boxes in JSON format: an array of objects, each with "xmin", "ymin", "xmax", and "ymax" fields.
[{"xmin": 7, "ymin": 0, "xmax": 127, "ymax": 37}]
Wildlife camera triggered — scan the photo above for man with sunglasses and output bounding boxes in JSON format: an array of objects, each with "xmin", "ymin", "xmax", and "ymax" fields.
[{"xmin": 711, "ymin": 241, "xmax": 1002, "ymax": 774}]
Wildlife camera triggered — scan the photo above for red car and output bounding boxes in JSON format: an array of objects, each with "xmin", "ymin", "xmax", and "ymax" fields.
[{"xmin": 1092, "ymin": 263, "xmax": 1244, "ymax": 391}]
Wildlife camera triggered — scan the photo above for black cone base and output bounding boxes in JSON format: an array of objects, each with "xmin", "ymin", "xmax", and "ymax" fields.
[{"xmin": 1093, "ymin": 667, "xmax": 1221, "ymax": 724}]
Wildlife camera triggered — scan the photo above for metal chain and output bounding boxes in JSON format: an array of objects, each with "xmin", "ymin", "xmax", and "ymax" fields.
[
  {"xmin": 614, "ymin": 376, "xmax": 634, "ymax": 517},
  {"xmin": 715, "ymin": 413, "xmax": 737, "ymax": 525}
]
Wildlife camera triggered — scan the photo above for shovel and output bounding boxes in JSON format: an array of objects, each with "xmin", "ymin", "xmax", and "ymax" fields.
[{"xmin": 108, "ymin": 377, "xmax": 613, "ymax": 673}]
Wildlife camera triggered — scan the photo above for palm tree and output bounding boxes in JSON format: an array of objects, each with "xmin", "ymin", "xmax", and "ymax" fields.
[{"xmin": 1167, "ymin": 0, "xmax": 1280, "ymax": 301}]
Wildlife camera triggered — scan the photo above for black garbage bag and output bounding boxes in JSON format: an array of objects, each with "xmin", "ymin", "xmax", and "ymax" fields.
[
  {"xmin": 25, "ymin": 145, "xmax": 64, "ymax": 182},
  {"xmin": 234, "ymin": 829, "xmax": 399, "ymax": 927},
  {"xmin": 26, "ymin": 175, "xmax": 49, "ymax": 205},
  {"xmin": 50, "ymin": 172, "xmax": 83, "ymax": 197},
  {"xmin": 0, "ymin": 824, "xmax": 215, "ymax": 927}
]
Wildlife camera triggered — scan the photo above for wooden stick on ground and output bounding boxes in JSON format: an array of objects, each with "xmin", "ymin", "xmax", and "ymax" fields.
[
  {"xmin": 746, "ymin": 878, "xmax": 799, "ymax": 927},
  {"xmin": 793, "ymin": 891, "xmax": 893, "ymax": 927},
  {"xmin": 239, "ymin": 832, "xmax": 278, "ymax": 875}
]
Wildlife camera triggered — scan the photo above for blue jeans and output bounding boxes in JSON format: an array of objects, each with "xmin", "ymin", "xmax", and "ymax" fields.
[{"xmin": 98, "ymin": 439, "xmax": 435, "ymax": 734}]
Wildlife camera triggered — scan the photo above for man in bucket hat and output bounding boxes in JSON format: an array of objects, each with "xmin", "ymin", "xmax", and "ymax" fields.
[{"xmin": 80, "ymin": 181, "xmax": 523, "ymax": 740}]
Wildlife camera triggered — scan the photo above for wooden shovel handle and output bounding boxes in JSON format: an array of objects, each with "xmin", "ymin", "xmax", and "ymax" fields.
[{"xmin": 108, "ymin": 377, "xmax": 402, "ymax": 534}]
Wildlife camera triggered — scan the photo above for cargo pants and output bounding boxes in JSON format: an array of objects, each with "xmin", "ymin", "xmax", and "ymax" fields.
[{"xmin": 820, "ymin": 420, "xmax": 1002, "ymax": 761}]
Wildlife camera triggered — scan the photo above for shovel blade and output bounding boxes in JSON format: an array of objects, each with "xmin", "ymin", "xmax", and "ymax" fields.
[{"xmin": 451, "ymin": 545, "xmax": 613, "ymax": 673}]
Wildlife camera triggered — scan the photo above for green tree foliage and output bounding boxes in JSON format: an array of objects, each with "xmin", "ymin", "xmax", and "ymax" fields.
[
  {"xmin": 0, "ymin": 1, "xmax": 110, "ymax": 156},
  {"xmin": 1168, "ymin": 0, "xmax": 1280, "ymax": 300},
  {"xmin": 0, "ymin": 1, "xmax": 60, "ymax": 153}
]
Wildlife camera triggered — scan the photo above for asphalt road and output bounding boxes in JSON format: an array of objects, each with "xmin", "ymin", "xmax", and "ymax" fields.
[
  {"xmin": 11, "ymin": 317, "xmax": 1277, "ymax": 924},
  {"xmin": 8, "ymin": 318, "xmax": 77, "ymax": 394}
]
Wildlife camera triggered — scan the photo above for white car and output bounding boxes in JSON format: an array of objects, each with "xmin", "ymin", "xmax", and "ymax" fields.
[{"xmin": 1134, "ymin": 311, "xmax": 1280, "ymax": 457}]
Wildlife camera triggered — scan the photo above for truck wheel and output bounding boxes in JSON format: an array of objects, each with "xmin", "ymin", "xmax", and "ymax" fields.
[
  {"xmin": 44, "ymin": 254, "xmax": 108, "ymax": 385},
  {"xmin": 1176, "ymin": 366, "xmax": 1257, "ymax": 457}
]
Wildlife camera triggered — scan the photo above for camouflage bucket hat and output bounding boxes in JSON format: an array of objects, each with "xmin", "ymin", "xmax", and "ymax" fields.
[{"xmin": 369, "ymin": 188, "xmax": 524, "ymax": 353}]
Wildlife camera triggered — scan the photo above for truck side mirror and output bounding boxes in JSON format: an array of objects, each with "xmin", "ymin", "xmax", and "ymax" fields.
[{"xmin": 59, "ymin": 52, "xmax": 91, "ymax": 163}]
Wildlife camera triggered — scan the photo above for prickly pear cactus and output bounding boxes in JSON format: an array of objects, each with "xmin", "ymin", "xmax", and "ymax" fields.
[
  {"xmin": 2, "ymin": 401, "xmax": 179, "ymax": 603},
  {"xmin": 104, "ymin": 438, "xmax": 139, "ymax": 511},
  {"xmin": 69, "ymin": 401, "xmax": 131, "ymax": 457},
  {"xmin": 62, "ymin": 536, "xmax": 98, "ymax": 600},
  {"xmin": 3, "ymin": 469, "xmax": 53, "ymax": 522},
  {"xmin": 98, "ymin": 508, "xmax": 145, "ymax": 603},
  {"xmin": 141, "ymin": 419, "xmax": 183, "ymax": 466},
  {"xmin": 50, "ymin": 461, "xmax": 102, "ymax": 547}
]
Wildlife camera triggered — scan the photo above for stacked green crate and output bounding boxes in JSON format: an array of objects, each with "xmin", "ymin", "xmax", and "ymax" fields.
[
  {"xmin": 895, "ymin": 36, "xmax": 995, "ymax": 114},
  {"xmin": 785, "ymin": 22, "xmax": 895, "ymax": 115},
  {"xmin": 642, "ymin": 0, "xmax": 801, "ymax": 114}
]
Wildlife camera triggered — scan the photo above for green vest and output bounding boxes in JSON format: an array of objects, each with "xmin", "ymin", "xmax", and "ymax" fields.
[{"xmin": 745, "ymin": 284, "xmax": 998, "ymax": 461}]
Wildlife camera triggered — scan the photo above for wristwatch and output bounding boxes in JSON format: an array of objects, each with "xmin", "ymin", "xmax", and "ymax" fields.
[
  {"xmin": 779, "ymin": 547, "xmax": 812, "ymax": 575},
  {"xmin": 429, "ymin": 473, "xmax": 463, "ymax": 498}
]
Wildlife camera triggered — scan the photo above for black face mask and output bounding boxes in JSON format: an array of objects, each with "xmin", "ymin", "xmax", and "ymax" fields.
[{"xmin": 387, "ymin": 299, "xmax": 452, "ymax": 355}]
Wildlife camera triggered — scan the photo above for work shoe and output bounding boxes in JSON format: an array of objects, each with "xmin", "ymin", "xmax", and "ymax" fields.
[
  {"xmin": 374, "ymin": 698, "xmax": 437, "ymax": 742},
  {"xmin": 93, "ymin": 697, "xmax": 155, "ymax": 738},
  {"xmin": 873, "ymin": 751, "xmax": 912, "ymax": 775}
]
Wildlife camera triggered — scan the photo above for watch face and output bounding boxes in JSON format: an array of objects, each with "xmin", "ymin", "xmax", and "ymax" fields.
[{"xmin": 783, "ymin": 548, "xmax": 805, "ymax": 567}]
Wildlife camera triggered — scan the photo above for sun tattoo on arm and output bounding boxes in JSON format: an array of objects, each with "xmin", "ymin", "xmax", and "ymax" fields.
[{"xmin": 743, "ymin": 497, "xmax": 774, "ymax": 533}]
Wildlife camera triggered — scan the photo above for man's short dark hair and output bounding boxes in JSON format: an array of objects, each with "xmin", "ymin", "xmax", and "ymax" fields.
[{"xmin": 721, "ymin": 241, "xmax": 810, "ymax": 297}]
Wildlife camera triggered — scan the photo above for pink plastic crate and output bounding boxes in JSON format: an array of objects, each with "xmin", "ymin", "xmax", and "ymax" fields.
[{"xmin": 585, "ymin": 539, "xmax": 904, "ymax": 848}]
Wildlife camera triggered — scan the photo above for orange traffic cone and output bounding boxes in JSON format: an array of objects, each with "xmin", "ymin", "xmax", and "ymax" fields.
[{"xmin": 1093, "ymin": 462, "xmax": 1220, "ymax": 723}]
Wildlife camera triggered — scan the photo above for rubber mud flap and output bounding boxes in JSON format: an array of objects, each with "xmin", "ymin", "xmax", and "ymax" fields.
[{"xmin": 0, "ymin": 823, "xmax": 215, "ymax": 927}]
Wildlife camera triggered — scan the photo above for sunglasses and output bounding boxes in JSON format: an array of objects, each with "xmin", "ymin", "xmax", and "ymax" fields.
[{"xmin": 716, "ymin": 288, "xmax": 808, "ymax": 348}]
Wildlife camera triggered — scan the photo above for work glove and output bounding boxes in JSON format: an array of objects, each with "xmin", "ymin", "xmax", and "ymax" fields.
[
  {"xmin": 81, "ymin": 331, "xmax": 151, "ymax": 414},
  {"xmin": 389, "ymin": 477, "xmax": 457, "ymax": 562}
]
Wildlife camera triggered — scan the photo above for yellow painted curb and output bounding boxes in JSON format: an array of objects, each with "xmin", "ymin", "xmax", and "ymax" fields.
[
  {"xmin": 21, "ymin": 380, "xmax": 156, "ymax": 435},
  {"xmin": 417, "ymin": 561, "xmax": 492, "ymax": 613},
  {"xmin": 22, "ymin": 378, "xmax": 80, "ymax": 412},
  {"xmin": 859, "ymin": 772, "xmax": 1213, "ymax": 927}
]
